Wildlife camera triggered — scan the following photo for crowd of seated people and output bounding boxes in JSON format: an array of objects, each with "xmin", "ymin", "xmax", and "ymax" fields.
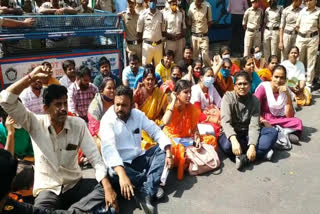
[{"xmin": 1, "ymin": 0, "xmax": 320, "ymax": 214}]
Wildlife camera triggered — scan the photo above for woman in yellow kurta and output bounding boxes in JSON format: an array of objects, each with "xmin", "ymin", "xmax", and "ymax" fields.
[{"xmin": 134, "ymin": 64, "xmax": 168, "ymax": 149}]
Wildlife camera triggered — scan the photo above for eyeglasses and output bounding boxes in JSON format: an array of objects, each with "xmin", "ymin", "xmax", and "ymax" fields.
[{"xmin": 235, "ymin": 82, "xmax": 249, "ymax": 87}]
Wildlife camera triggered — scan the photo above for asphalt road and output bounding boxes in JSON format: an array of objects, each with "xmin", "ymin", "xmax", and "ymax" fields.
[{"xmin": 82, "ymin": 89, "xmax": 320, "ymax": 214}]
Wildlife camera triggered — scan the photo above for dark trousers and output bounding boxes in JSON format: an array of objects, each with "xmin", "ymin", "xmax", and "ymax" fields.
[
  {"xmin": 109, "ymin": 145, "xmax": 165, "ymax": 198},
  {"xmin": 34, "ymin": 178, "xmax": 109, "ymax": 213},
  {"xmin": 230, "ymin": 14, "xmax": 245, "ymax": 55},
  {"xmin": 218, "ymin": 127, "xmax": 278, "ymax": 160}
]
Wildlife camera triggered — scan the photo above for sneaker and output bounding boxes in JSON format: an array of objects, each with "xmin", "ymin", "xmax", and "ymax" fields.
[
  {"xmin": 235, "ymin": 154, "xmax": 248, "ymax": 170},
  {"xmin": 265, "ymin": 149, "xmax": 274, "ymax": 161},
  {"xmin": 155, "ymin": 187, "xmax": 164, "ymax": 200},
  {"xmin": 289, "ymin": 133, "xmax": 300, "ymax": 145},
  {"xmin": 136, "ymin": 194, "xmax": 155, "ymax": 214}
]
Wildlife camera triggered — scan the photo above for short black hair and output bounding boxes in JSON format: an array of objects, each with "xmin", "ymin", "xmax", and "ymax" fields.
[
  {"xmin": 77, "ymin": 65, "xmax": 91, "ymax": 78},
  {"xmin": 99, "ymin": 77, "xmax": 115, "ymax": 92},
  {"xmin": 41, "ymin": 61, "xmax": 52, "ymax": 69},
  {"xmin": 0, "ymin": 149, "xmax": 18, "ymax": 199},
  {"xmin": 273, "ymin": 65, "xmax": 287, "ymax": 78},
  {"xmin": 164, "ymin": 49, "xmax": 175, "ymax": 59},
  {"xmin": 268, "ymin": 55, "xmax": 279, "ymax": 64},
  {"xmin": 129, "ymin": 54, "xmax": 139, "ymax": 62},
  {"xmin": 171, "ymin": 65, "xmax": 182, "ymax": 74},
  {"xmin": 62, "ymin": 60, "xmax": 75, "ymax": 72},
  {"xmin": 234, "ymin": 71, "xmax": 252, "ymax": 84},
  {"xmin": 184, "ymin": 45, "xmax": 193, "ymax": 52},
  {"xmin": 99, "ymin": 57, "xmax": 111, "ymax": 68},
  {"xmin": 142, "ymin": 64, "xmax": 156, "ymax": 79},
  {"xmin": 174, "ymin": 79, "xmax": 191, "ymax": 94},
  {"xmin": 43, "ymin": 84, "xmax": 68, "ymax": 106},
  {"xmin": 115, "ymin": 85, "xmax": 133, "ymax": 101}
]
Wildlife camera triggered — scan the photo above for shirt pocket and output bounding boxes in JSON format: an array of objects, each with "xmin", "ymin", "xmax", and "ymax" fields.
[{"xmin": 59, "ymin": 148, "xmax": 78, "ymax": 169}]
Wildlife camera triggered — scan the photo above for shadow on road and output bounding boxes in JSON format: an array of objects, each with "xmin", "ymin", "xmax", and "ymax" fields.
[{"xmin": 300, "ymin": 126, "xmax": 317, "ymax": 143}]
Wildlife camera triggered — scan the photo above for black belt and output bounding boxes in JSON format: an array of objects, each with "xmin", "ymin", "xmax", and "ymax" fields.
[
  {"xmin": 192, "ymin": 32, "xmax": 208, "ymax": 37},
  {"xmin": 166, "ymin": 37, "xmax": 182, "ymax": 41},
  {"xmin": 298, "ymin": 31, "xmax": 318, "ymax": 38},
  {"xmin": 284, "ymin": 29, "xmax": 298, "ymax": 35},
  {"xmin": 247, "ymin": 27, "xmax": 260, "ymax": 32},
  {"xmin": 144, "ymin": 40, "xmax": 162, "ymax": 46},
  {"xmin": 265, "ymin": 26, "xmax": 279, "ymax": 31},
  {"xmin": 126, "ymin": 40, "xmax": 141, "ymax": 45}
]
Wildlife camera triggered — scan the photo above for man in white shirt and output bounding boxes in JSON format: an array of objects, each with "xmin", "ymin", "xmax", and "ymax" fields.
[
  {"xmin": 20, "ymin": 77, "xmax": 44, "ymax": 114},
  {"xmin": 59, "ymin": 60, "xmax": 76, "ymax": 89},
  {"xmin": 100, "ymin": 85, "xmax": 174, "ymax": 214},
  {"xmin": 0, "ymin": 66, "xmax": 118, "ymax": 213}
]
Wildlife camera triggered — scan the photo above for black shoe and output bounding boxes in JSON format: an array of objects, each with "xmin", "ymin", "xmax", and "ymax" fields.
[
  {"xmin": 289, "ymin": 133, "xmax": 300, "ymax": 145},
  {"xmin": 136, "ymin": 194, "xmax": 155, "ymax": 214},
  {"xmin": 235, "ymin": 154, "xmax": 249, "ymax": 170},
  {"xmin": 155, "ymin": 187, "xmax": 164, "ymax": 200}
]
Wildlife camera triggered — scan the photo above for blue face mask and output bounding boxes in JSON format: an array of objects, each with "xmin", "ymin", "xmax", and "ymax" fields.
[
  {"xmin": 149, "ymin": 2, "xmax": 157, "ymax": 9},
  {"xmin": 203, "ymin": 76, "xmax": 214, "ymax": 88},
  {"xmin": 220, "ymin": 68, "xmax": 230, "ymax": 78}
]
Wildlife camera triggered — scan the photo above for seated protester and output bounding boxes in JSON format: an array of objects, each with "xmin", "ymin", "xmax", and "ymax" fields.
[
  {"xmin": 23, "ymin": 0, "xmax": 33, "ymax": 13},
  {"xmin": 100, "ymin": 86, "xmax": 173, "ymax": 214},
  {"xmin": 133, "ymin": 71, "xmax": 163, "ymax": 89},
  {"xmin": 211, "ymin": 46, "xmax": 240, "ymax": 76},
  {"xmin": 33, "ymin": 0, "xmax": 42, "ymax": 13},
  {"xmin": 255, "ymin": 65, "xmax": 303, "ymax": 145},
  {"xmin": 177, "ymin": 45, "xmax": 194, "ymax": 75},
  {"xmin": 182, "ymin": 58, "xmax": 203, "ymax": 85},
  {"xmin": 240, "ymin": 56, "xmax": 262, "ymax": 93},
  {"xmin": 134, "ymin": 64, "xmax": 168, "ymax": 149},
  {"xmin": 0, "ymin": 149, "xmax": 72, "ymax": 214},
  {"xmin": 219, "ymin": 71, "xmax": 278, "ymax": 170},
  {"xmin": 0, "ymin": 66, "xmax": 118, "ymax": 212},
  {"xmin": 59, "ymin": 60, "xmax": 76, "ymax": 89},
  {"xmin": 160, "ymin": 65, "xmax": 182, "ymax": 94},
  {"xmin": 68, "ymin": 65, "xmax": 98, "ymax": 122},
  {"xmin": 88, "ymin": 77, "xmax": 115, "ymax": 151},
  {"xmin": 93, "ymin": 57, "xmax": 121, "ymax": 89},
  {"xmin": 122, "ymin": 54, "xmax": 144, "ymax": 89},
  {"xmin": 0, "ymin": 0, "xmax": 23, "ymax": 15},
  {"xmin": 41, "ymin": 62, "xmax": 60, "ymax": 88},
  {"xmin": 257, "ymin": 55, "xmax": 279, "ymax": 82},
  {"xmin": 76, "ymin": 0, "xmax": 94, "ymax": 13},
  {"xmin": 155, "ymin": 50, "xmax": 175, "ymax": 82},
  {"xmin": 252, "ymin": 46, "xmax": 267, "ymax": 71},
  {"xmin": 39, "ymin": 0, "xmax": 77, "ymax": 14},
  {"xmin": 213, "ymin": 58, "xmax": 234, "ymax": 97},
  {"xmin": 162, "ymin": 80, "xmax": 201, "ymax": 147},
  {"xmin": 281, "ymin": 46, "xmax": 310, "ymax": 106},
  {"xmin": 20, "ymin": 75, "xmax": 44, "ymax": 114},
  {"xmin": 191, "ymin": 67, "xmax": 222, "ymax": 111}
]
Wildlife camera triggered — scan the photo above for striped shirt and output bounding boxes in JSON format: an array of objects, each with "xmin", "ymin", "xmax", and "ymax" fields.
[
  {"xmin": 20, "ymin": 87, "xmax": 44, "ymax": 114},
  {"xmin": 122, "ymin": 66, "xmax": 144, "ymax": 89}
]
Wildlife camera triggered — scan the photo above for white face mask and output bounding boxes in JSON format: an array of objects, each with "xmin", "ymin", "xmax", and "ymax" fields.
[
  {"xmin": 203, "ymin": 76, "xmax": 214, "ymax": 88},
  {"xmin": 222, "ymin": 54, "xmax": 230, "ymax": 59},
  {"xmin": 254, "ymin": 52, "xmax": 262, "ymax": 60},
  {"xmin": 136, "ymin": 0, "xmax": 143, "ymax": 3}
]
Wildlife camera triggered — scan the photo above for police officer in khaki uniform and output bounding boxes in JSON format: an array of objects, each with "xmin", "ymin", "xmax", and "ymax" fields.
[
  {"xmin": 263, "ymin": 0, "xmax": 282, "ymax": 61},
  {"xmin": 119, "ymin": 0, "xmax": 142, "ymax": 63},
  {"xmin": 279, "ymin": 0, "xmax": 302, "ymax": 61},
  {"xmin": 162, "ymin": 0, "xmax": 186, "ymax": 63},
  {"xmin": 296, "ymin": 0, "xmax": 320, "ymax": 89},
  {"xmin": 137, "ymin": 0, "xmax": 165, "ymax": 65},
  {"xmin": 242, "ymin": 0, "xmax": 263, "ymax": 57},
  {"xmin": 188, "ymin": 0, "xmax": 212, "ymax": 67}
]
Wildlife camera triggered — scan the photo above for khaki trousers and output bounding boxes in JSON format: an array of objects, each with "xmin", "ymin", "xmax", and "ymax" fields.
[
  {"xmin": 263, "ymin": 29, "xmax": 280, "ymax": 61},
  {"xmin": 281, "ymin": 32, "xmax": 297, "ymax": 61},
  {"xmin": 191, "ymin": 35, "xmax": 210, "ymax": 67},
  {"xmin": 243, "ymin": 30, "xmax": 261, "ymax": 57},
  {"xmin": 126, "ymin": 43, "xmax": 142, "ymax": 63},
  {"xmin": 142, "ymin": 42, "xmax": 163, "ymax": 66},
  {"xmin": 296, "ymin": 35, "xmax": 319, "ymax": 87},
  {"xmin": 165, "ymin": 38, "xmax": 185, "ymax": 63}
]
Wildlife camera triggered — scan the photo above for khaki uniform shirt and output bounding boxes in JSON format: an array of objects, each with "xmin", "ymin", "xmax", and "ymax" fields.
[
  {"xmin": 122, "ymin": 9, "xmax": 139, "ymax": 41},
  {"xmin": 242, "ymin": 7, "xmax": 263, "ymax": 30},
  {"xmin": 135, "ymin": 4, "xmax": 146, "ymax": 14},
  {"xmin": 188, "ymin": 1, "xmax": 212, "ymax": 33},
  {"xmin": 296, "ymin": 7, "xmax": 320, "ymax": 34},
  {"xmin": 162, "ymin": 7, "xmax": 186, "ymax": 35},
  {"xmin": 137, "ymin": 8, "xmax": 164, "ymax": 41},
  {"xmin": 264, "ymin": 7, "xmax": 282, "ymax": 28},
  {"xmin": 280, "ymin": 5, "xmax": 301, "ymax": 31}
]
